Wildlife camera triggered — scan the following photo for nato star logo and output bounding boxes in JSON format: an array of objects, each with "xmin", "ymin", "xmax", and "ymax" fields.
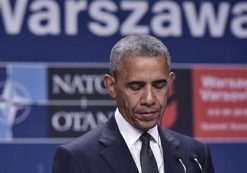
[{"xmin": 0, "ymin": 80, "xmax": 32, "ymax": 139}]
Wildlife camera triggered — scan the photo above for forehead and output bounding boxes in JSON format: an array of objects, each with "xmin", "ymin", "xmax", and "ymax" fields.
[{"xmin": 118, "ymin": 56, "xmax": 169, "ymax": 80}]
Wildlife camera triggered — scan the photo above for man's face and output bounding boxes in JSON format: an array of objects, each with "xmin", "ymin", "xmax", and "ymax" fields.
[{"xmin": 104, "ymin": 56, "xmax": 174, "ymax": 131}]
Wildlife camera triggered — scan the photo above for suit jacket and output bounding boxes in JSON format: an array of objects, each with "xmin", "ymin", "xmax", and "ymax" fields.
[{"xmin": 52, "ymin": 116, "xmax": 215, "ymax": 173}]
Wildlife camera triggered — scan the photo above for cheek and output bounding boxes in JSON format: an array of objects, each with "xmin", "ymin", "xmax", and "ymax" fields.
[
  {"xmin": 119, "ymin": 92, "xmax": 139, "ymax": 109},
  {"xmin": 124, "ymin": 94, "xmax": 139, "ymax": 108},
  {"xmin": 157, "ymin": 89, "xmax": 169, "ymax": 104},
  {"xmin": 116, "ymin": 90, "xmax": 131, "ymax": 105}
]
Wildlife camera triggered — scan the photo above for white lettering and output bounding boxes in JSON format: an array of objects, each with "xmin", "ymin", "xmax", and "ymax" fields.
[
  {"xmin": 201, "ymin": 122, "xmax": 229, "ymax": 131},
  {"xmin": 151, "ymin": 1, "xmax": 181, "ymax": 37},
  {"xmin": 88, "ymin": 1, "xmax": 118, "ymax": 36},
  {"xmin": 120, "ymin": 1, "xmax": 149, "ymax": 35},
  {"xmin": 73, "ymin": 112, "xmax": 96, "ymax": 131},
  {"xmin": 231, "ymin": 2, "xmax": 247, "ymax": 38},
  {"xmin": 94, "ymin": 75, "xmax": 108, "ymax": 94},
  {"xmin": 28, "ymin": 0, "xmax": 60, "ymax": 35},
  {"xmin": 0, "ymin": 0, "xmax": 245, "ymax": 38},
  {"xmin": 52, "ymin": 111, "xmax": 113, "ymax": 132},
  {"xmin": 200, "ymin": 89, "xmax": 247, "ymax": 102},
  {"xmin": 52, "ymin": 74, "xmax": 107, "ymax": 95},
  {"xmin": 184, "ymin": 2, "xmax": 230, "ymax": 37},
  {"xmin": 230, "ymin": 122, "xmax": 247, "ymax": 131},
  {"xmin": 53, "ymin": 74, "xmax": 74, "ymax": 94},
  {"xmin": 65, "ymin": 0, "xmax": 87, "ymax": 35},
  {"xmin": 0, "ymin": 0, "xmax": 28, "ymax": 34},
  {"xmin": 201, "ymin": 75, "xmax": 247, "ymax": 89},
  {"xmin": 52, "ymin": 111, "xmax": 72, "ymax": 132}
]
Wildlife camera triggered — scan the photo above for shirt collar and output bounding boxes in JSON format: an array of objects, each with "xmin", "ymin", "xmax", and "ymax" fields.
[{"xmin": 115, "ymin": 108, "xmax": 160, "ymax": 147}]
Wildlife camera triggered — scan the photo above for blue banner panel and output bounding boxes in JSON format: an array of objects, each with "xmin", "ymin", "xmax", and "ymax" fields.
[
  {"xmin": 0, "ymin": 143, "xmax": 58, "ymax": 173},
  {"xmin": 209, "ymin": 143, "xmax": 247, "ymax": 173},
  {"xmin": 0, "ymin": 142, "xmax": 246, "ymax": 173},
  {"xmin": 0, "ymin": 0, "xmax": 246, "ymax": 63}
]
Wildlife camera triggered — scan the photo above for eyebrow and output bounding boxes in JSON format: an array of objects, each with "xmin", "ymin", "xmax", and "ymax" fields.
[
  {"xmin": 152, "ymin": 79, "xmax": 167, "ymax": 84},
  {"xmin": 126, "ymin": 79, "xmax": 167, "ymax": 86},
  {"xmin": 126, "ymin": 81, "xmax": 145, "ymax": 86}
]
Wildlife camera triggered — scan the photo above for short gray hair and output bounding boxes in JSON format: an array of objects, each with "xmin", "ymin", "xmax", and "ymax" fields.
[{"xmin": 110, "ymin": 35, "xmax": 171, "ymax": 77}]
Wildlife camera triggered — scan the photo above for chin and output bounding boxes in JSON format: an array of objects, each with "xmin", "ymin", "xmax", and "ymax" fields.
[{"xmin": 138, "ymin": 122, "xmax": 157, "ymax": 131}]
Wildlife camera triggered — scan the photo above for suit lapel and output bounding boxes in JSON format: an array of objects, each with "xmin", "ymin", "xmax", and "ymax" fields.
[
  {"xmin": 159, "ymin": 127, "xmax": 184, "ymax": 173},
  {"xmin": 98, "ymin": 117, "xmax": 184, "ymax": 173},
  {"xmin": 99, "ymin": 117, "xmax": 139, "ymax": 173}
]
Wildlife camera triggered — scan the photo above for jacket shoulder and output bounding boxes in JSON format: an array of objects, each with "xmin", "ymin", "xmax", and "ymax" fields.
[{"xmin": 161, "ymin": 128, "xmax": 206, "ymax": 152}]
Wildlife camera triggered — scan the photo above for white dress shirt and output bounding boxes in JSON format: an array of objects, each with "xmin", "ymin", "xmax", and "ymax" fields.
[{"xmin": 115, "ymin": 109, "xmax": 165, "ymax": 173}]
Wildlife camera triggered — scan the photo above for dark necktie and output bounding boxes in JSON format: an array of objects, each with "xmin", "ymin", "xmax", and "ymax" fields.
[{"xmin": 140, "ymin": 133, "xmax": 159, "ymax": 173}]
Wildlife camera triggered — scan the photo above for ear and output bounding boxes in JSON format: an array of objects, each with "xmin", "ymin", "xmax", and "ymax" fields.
[
  {"xmin": 103, "ymin": 74, "xmax": 117, "ymax": 98},
  {"xmin": 168, "ymin": 72, "xmax": 175, "ymax": 89}
]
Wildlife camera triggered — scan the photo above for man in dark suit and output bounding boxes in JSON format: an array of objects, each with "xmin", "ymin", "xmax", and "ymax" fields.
[{"xmin": 52, "ymin": 35, "xmax": 215, "ymax": 173}]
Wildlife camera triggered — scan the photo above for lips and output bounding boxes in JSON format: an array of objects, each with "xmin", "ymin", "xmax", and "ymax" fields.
[
  {"xmin": 136, "ymin": 111, "xmax": 160, "ymax": 121},
  {"xmin": 140, "ymin": 111, "xmax": 158, "ymax": 115},
  {"xmin": 137, "ymin": 109, "xmax": 159, "ymax": 114}
]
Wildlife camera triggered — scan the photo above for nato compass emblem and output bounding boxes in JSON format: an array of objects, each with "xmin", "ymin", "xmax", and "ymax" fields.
[{"xmin": 0, "ymin": 80, "xmax": 32, "ymax": 140}]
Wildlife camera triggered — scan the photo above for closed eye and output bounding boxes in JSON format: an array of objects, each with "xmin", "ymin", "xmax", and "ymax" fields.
[
  {"xmin": 153, "ymin": 80, "xmax": 167, "ymax": 89},
  {"xmin": 126, "ymin": 81, "xmax": 145, "ymax": 90}
]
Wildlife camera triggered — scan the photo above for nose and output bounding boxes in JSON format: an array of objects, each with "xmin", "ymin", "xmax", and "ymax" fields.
[{"xmin": 141, "ymin": 87, "xmax": 156, "ymax": 106}]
